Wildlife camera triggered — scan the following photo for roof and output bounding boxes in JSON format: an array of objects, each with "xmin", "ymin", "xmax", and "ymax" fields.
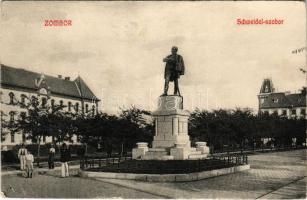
[
  {"xmin": 259, "ymin": 92, "xmax": 306, "ymax": 109},
  {"xmin": 1, "ymin": 65, "xmax": 99, "ymax": 101}
]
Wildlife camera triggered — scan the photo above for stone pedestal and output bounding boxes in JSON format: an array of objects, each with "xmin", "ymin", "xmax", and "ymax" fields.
[
  {"xmin": 132, "ymin": 142, "xmax": 149, "ymax": 159},
  {"xmin": 196, "ymin": 142, "xmax": 210, "ymax": 154},
  {"xmin": 152, "ymin": 95, "xmax": 190, "ymax": 149},
  {"xmin": 132, "ymin": 95, "xmax": 210, "ymax": 160}
]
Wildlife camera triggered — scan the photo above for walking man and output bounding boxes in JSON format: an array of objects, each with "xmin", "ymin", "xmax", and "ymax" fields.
[
  {"xmin": 60, "ymin": 143, "xmax": 70, "ymax": 178},
  {"xmin": 18, "ymin": 144, "xmax": 27, "ymax": 170}
]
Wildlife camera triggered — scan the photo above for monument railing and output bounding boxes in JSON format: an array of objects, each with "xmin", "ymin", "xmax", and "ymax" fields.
[
  {"xmin": 80, "ymin": 155, "xmax": 132, "ymax": 170},
  {"xmin": 80, "ymin": 153, "xmax": 248, "ymax": 173}
]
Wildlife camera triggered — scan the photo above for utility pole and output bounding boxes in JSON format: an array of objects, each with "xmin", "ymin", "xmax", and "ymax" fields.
[{"xmin": 292, "ymin": 46, "xmax": 306, "ymax": 147}]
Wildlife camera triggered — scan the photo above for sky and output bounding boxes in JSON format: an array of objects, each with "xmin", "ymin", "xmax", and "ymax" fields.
[{"xmin": 1, "ymin": 1, "xmax": 306, "ymax": 114}]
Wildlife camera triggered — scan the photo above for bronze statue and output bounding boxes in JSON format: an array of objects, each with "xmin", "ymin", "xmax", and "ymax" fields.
[{"xmin": 162, "ymin": 46, "xmax": 185, "ymax": 96}]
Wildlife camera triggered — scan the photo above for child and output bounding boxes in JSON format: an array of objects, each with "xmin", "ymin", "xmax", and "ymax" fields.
[
  {"xmin": 25, "ymin": 151, "xmax": 34, "ymax": 178},
  {"xmin": 48, "ymin": 144, "xmax": 56, "ymax": 169}
]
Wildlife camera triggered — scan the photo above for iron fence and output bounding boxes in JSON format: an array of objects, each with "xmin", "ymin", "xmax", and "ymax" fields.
[{"xmin": 80, "ymin": 153, "xmax": 248, "ymax": 174}]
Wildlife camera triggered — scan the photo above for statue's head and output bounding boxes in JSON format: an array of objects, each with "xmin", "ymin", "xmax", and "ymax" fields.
[{"xmin": 171, "ymin": 46, "xmax": 178, "ymax": 55}]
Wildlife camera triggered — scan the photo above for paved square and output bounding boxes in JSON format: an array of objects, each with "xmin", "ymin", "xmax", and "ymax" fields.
[{"xmin": 2, "ymin": 149, "xmax": 306, "ymax": 198}]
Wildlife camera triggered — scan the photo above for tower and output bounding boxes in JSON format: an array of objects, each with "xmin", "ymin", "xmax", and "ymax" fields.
[{"xmin": 258, "ymin": 78, "xmax": 275, "ymax": 110}]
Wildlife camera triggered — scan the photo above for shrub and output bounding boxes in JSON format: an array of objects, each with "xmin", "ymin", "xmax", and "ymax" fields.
[{"xmin": 1, "ymin": 150, "xmax": 19, "ymax": 163}]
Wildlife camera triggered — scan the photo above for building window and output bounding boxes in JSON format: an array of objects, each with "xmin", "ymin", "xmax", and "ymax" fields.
[
  {"xmin": 77, "ymin": 136, "xmax": 81, "ymax": 143},
  {"xmin": 75, "ymin": 103, "xmax": 79, "ymax": 112},
  {"xmin": 272, "ymin": 98, "xmax": 279, "ymax": 103},
  {"xmin": 31, "ymin": 96, "xmax": 38, "ymax": 107},
  {"xmin": 20, "ymin": 94, "xmax": 26, "ymax": 105},
  {"xmin": 92, "ymin": 105, "xmax": 95, "ymax": 115},
  {"xmin": 85, "ymin": 104, "xmax": 89, "ymax": 113},
  {"xmin": 9, "ymin": 111, "xmax": 15, "ymax": 123},
  {"xmin": 20, "ymin": 112, "xmax": 26, "ymax": 119},
  {"xmin": 51, "ymin": 99, "xmax": 55, "ymax": 108},
  {"xmin": 301, "ymin": 109, "xmax": 306, "ymax": 116},
  {"xmin": 9, "ymin": 92, "xmax": 15, "ymax": 104},
  {"xmin": 41, "ymin": 97, "xmax": 47, "ymax": 108},
  {"xmin": 0, "ymin": 91, "xmax": 3, "ymax": 103},
  {"xmin": 22, "ymin": 133, "xmax": 26, "ymax": 143},
  {"xmin": 60, "ymin": 100, "xmax": 64, "ymax": 109},
  {"xmin": 282, "ymin": 110, "xmax": 287, "ymax": 116},
  {"xmin": 11, "ymin": 133, "xmax": 15, "ymax": 143},
  {"xmin": 291, "ymin": 109, "xmax": 296, "ymax": 115},
  {"xmin": 68, "ymin": 102, "xmax": 72, "ymax": 112},
  {"xmin": 265, "ymin": 86, "xmax": 269, "ymax": 93}
]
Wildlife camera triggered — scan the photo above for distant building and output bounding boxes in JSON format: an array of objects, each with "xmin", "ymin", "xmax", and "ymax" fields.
[
  {"xmin": 258, "ymin": 78, "xmax": 306, "ymax": 118},
  {"xmin": 0, "ymin": 65, "xmax": 100, "ymax": 149}
]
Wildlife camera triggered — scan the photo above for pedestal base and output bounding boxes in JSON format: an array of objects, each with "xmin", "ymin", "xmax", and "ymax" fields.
[{"xmin": 132, "ymin": 143, "xmax": 210, "ymax": 160}]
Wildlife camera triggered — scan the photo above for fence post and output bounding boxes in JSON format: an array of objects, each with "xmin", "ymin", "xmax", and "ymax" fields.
[{"xmin": 80, "ymin": 158, "xmax": 83, "ymax": 170}]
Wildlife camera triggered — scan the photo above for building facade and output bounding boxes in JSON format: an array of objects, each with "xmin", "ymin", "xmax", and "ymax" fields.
[
  {"xmin": 0, "ymin": 65, "xmax": 100, "ymax": 149},
  {"xmin": 258, "ymin": 78, "xmax": 306, "ymax": 118}
]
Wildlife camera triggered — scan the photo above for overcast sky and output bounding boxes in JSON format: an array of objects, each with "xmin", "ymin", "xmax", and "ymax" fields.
[{"xmin": 1, "ymin": 1, "xmax": 306, "ymax": 114}]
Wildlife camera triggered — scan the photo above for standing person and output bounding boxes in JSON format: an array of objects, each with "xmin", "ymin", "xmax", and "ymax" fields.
[
  {"xmin": 48, "ymin": 144, "xmax": 56, "ymax": 169},
  {"xmin": 18, "ymin": 144, "xmax": 27, "ymax": 170},
  {"xmin": 60, "ymin": 143, "xmax": 70, "ymax": 178},
  {"xmin": 25, "ymin": 151, "xmax": 34, "ymax": 178}
]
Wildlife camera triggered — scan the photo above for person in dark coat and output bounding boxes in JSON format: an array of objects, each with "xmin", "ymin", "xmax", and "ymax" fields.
[
  {"xmin": 60, "ymin": 143, "xmax": 70, "ymax": 177},
  {"xmin": 162, "ymin": 46, "xmax": 185, "ymax": 96}
]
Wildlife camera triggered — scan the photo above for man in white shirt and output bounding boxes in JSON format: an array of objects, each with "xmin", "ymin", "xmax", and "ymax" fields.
[{"xmin": 18, "ymin": 144, "xmax": 27, "ymax": 170}]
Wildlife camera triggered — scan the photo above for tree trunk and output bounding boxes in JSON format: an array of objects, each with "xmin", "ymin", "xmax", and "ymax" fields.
[
  {"xmin": 37, "ymin": 136, "xmax": 41, "ymax": 167},
  {"xmin": 120, "ymin": 141, "xmax": 124, "ymax": 157}
]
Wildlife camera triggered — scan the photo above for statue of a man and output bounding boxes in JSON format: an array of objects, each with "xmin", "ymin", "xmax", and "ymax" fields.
[{"xmin": 162, "ymin": 46, "xmax": 185, "ymax": 96}]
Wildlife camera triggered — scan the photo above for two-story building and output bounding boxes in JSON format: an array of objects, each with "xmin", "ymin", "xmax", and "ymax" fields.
[
  {"xmin": 258, "ymin": 78, "xmax": 306, "ymax": 118},
  {"xmin": 0, "ymin": 65, "xmax": 100, "ymax": 149}
]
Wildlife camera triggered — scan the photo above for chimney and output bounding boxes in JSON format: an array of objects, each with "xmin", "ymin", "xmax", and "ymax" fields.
[
  {"xmin": 64, "ymin": 77, "xmax": 70, "ymax": 81},
  {"xmin": 58, "ymin": 75, "xmax": 62, "ymax": 79}
]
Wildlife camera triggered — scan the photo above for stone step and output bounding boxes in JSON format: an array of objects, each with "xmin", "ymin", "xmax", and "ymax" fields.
[
  {"xmin": 188, "ymin": 154, "xmax": 208, "ymax": 160},
  {"xmin": 148, "ymin": 148, "xmax": 168, "ymax": 152},
  {"xmin": 189, "ymin": 151, "xmax": 202, "ymax": 155}
]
